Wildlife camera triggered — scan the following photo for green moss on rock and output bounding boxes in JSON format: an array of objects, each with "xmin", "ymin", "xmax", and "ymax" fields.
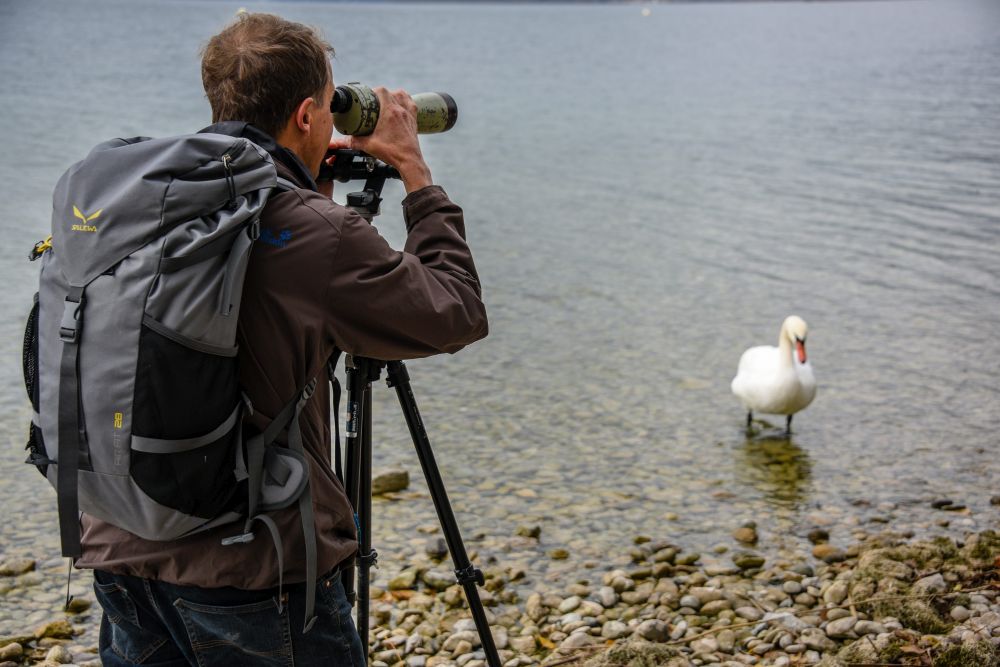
[
  {"xmin": 585, "ymin": 640, "xmax": 685, "ymax": 667},
  {"xmin": 932, "ymin": 641, "xmax": 1000, "ymax": 667},
  {"xmin": 963, "ymin": 530, "xmax": 1000, "ymax": 563}
]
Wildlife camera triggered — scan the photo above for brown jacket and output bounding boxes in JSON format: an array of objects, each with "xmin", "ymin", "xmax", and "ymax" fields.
[{"xmin": 76, "ymin": 125, "xmax": 488, "ymax": 588}]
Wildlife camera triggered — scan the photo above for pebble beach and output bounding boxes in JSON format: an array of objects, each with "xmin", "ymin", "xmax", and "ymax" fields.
[{"xmin": 2, "ymin": 479, "xmax": 998, "ymax": 667}]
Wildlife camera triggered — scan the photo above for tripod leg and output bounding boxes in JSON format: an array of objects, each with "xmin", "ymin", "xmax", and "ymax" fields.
[
  {"xmin": 341, "ymin": 360, "xmax": 366, "ymax": 613},
  {"xmin": 343, "ymin": 357, "xmax": 381, "ymax": 664},
  {"xmin": 385, "ymin": 361, "xmax": 502, "ymax": 667},
  {"xmin": 356, "ymin": 387, "xmax": 374, "ymax": 655}
]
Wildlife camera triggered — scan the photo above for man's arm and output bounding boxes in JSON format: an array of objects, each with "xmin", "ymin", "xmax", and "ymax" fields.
[{"xmin": 322, "ymin": 187, "xmax": 488, "ymax": 360}]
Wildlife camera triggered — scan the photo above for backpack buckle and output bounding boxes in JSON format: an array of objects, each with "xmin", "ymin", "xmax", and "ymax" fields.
[
  {"xmin": 59, "ymin": 296, "xmax": 84, "ymax": 343},
  {"xmin": 302, "ymin": 379, "xmax": 317, "ymax": 401},
  {"xmin": 30, "ymin": 236, "xmax": 53, "ymax": 261},
  {"xmin": 220, "ymin": 531, "xmax": 255, "ymax": 546}
]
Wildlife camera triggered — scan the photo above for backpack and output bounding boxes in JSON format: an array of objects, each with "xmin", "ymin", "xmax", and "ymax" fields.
[{"xmin": 23, "ymin": 132, "xmax": 326, "ymax": 630}]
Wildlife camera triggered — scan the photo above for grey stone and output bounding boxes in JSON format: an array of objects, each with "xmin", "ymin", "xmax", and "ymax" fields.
[
  {"xmin": 388, "ymin": 568, "xmax": 420, "ymax": 591},
  {"xmin": 763, "ymin": 612, "xmax": 811, "ymax": 632},
  {"xmin": 782, "ymin": 581, "xmax": 802, "ymax": 595},
  {"xmin": 951, "ymin": 606, "xmax": 972, "ymax": 622},
  {"xmin": 34, "ymin": 620, "xmax": 74, "ymax": 640},
  {"xmin": 422, "ymin": 570, "xmax": 454, "ymax": 591},
  {"xmin": 597, "ymin": 586, "xmax": 617, "ymax": 608},
  {"xmin": 717, "ymin": 629, "xmax": 736, "ymax": 652},
  {"xmin": 679, "ymin": 595, "xmax": 701, "ymax": 610},
  {"xmin": 812, "ymin": 544, "xmax": 847, "ymax": 563},
  {"xmin": 691, "ymin": 636, "xmax": 719, "ymax": 654},
  {"xmin": 701, "ymin": 600, "xmax": 732, "ymax": 616},
  {"xmin": 508, "ymin": 636, "xmax": 535, "ymax": 653},
  {"xmin": 559, "ymin": 632, "xmax": 593, "ymax": 650},
  {"xmin": 515, "ymin": 525, "xmax": 541, "ymax": 539},
  {"xmin": 732, "ymin": 552, "xmax": 765, "ymax": 570},
  {"xmin": 425, "ymin": 538, "xmax": 448, "ymax": 560},
  {"xmin": 557, "ymin": 596, "xmax": 581, "ymax": 613},
  {"xmin": 601, "ymin": 621, "xmax": 629, "ymax": 639},
  {"xmin": 735, "ymin": 607, "xmax": 763, "ymax": 621},
  {"xmin": 825, "ymin": 616, "xmax": 857, "ymax": 638},
  {"xmin": 636, "ymin": 619, "xmax": 670, "ymax": 642},
  {"xmin": 0, "ymin": 560, "xmax": 35, "ymax": 577},
  {"xmin": 525, "ymin": 594, "xmax": 546, "ymax": 622},
  {"xmin": 0, "ymin": 645, "xmax": 23, "ymax": 661},
  {"xmin": 689, "ymin": 587, "xmax": 726, "ymax": 604},
  {"xmin": 45, "ymin": 645, "xmax": 73, "ymax": 664},
  {"xmin": 854, "ymin": 621, "xmax": 886, "ymax": 635},
  {"xmin": 822, "ymin": 581, "xmax": 849, "ymax": 606},
  {"xmin": 913, "ymin": 573, "xmax": 947, "ymax": 596},
  {"xmin": 799, "ymin": 628, "xmax": 836, "ymax": 652},
  {"xmin": 372, "ymin": 469, "xmax": 409, "ymax": 495}
]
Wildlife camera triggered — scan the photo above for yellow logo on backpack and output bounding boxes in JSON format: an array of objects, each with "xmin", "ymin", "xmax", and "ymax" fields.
[{"xmin": 71, "ymin": 205, "xmax": 101, "ymax": 232}]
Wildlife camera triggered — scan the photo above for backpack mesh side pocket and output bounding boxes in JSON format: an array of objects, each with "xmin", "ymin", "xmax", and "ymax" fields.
[
  {"xmin": 22, "ymin": 294, "xmax": 48, "ymax": 476},
  {"xmin": 23, "ymin": 294, "xmax": 39, "ymax": 409}
]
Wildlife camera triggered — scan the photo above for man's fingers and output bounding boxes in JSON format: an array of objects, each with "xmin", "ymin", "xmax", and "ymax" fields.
[
  {"xmin": 390, "ymin": 89, "xmax": 417, "ymax": 117},
  {"xmin": 328, "ymin": 137, "xmax": 354, "ymax": 152},
  {"xmin": 371, "ymin": 86, "xmax": 392, "ymax": 108}
]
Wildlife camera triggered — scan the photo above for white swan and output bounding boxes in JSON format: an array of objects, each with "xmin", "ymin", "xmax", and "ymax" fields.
[{"xmin": 731, "ymin": 315, "xmax": 817, "ymax": 432}]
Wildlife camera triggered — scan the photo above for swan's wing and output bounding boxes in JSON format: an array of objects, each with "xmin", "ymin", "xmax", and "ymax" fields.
[
  {"xmin": 731, "ymin": 346, "xmax": 781, "ymax": 406},
  {"xmin": 735, "ymin": 346, "xmax": 779, "ymax": 377}
]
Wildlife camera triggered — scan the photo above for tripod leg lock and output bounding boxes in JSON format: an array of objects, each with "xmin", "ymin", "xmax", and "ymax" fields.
[
  {"xmin": 359, "ymin": 548, "xmax": 378, "ymax": 569},
  {"xmin": 455, "ymin": 565, "xmax": 485, "ymax": 587}
]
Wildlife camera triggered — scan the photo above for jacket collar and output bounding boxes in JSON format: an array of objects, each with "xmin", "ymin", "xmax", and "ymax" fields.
[{"xmin": 199, "ymin": 121, "xmax": 318, "ymax": 192}]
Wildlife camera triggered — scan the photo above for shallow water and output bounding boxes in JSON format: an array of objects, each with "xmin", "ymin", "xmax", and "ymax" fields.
[{"xmin": 1, "ymin": 0, "xmax": 998, "ymax": 639}]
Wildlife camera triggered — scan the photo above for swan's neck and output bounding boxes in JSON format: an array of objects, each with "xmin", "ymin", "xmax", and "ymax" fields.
[{"xmin": 777, "ymin": 329, "xmax": 795, "ymax": 368}]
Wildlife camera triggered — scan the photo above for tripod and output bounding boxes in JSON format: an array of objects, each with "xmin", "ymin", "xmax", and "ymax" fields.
[{"xmin": 329, "ymin": 152, "xmax": 501, "ymax": 667}]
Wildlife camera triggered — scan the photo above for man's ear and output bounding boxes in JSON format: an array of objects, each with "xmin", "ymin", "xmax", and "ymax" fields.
[{"xmin": 294, "ymin": 97, "xmax": 316, "ymax": 133}]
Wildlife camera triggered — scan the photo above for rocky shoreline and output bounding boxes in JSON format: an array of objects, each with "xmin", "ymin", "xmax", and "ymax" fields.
[{"xmin": 2, "ymin": 526, "xmax": 998, "ymax": 667}]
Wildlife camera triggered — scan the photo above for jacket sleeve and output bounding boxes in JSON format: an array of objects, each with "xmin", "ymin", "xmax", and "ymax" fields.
[{"xmin": 324, "ymin": 185, "xmax": 488, "ymax": 359}]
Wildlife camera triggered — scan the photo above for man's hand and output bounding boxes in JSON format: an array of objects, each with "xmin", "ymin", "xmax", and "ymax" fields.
[
  {"xmin": 316, "ymin": 137, "xmax": 354, "ymax": 198},
  {"xmin": 334, "ymin": 87, "xmax": 433, "ymax": 194}
]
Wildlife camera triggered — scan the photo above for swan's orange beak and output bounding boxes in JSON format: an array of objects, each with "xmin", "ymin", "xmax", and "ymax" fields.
[{"xmin": 795, "ymin": 339, "xmax": 807, "ymax": 364}]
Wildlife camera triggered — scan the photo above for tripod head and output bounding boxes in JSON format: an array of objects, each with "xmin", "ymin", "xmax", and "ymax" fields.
[{"xmin": 318, "ymin": 149, "xmax": 401, "ymax": 222}]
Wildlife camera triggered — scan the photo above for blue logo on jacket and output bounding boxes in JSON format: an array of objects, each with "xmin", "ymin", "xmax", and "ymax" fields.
[{"xmin": 260, "ymin": 228, "xmax": 292, "ymax": 249}]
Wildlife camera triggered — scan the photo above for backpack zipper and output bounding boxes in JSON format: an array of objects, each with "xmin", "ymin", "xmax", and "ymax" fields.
[{"xmin": 222, "ymin": 153, "xmax": 237, "ymax": 208}]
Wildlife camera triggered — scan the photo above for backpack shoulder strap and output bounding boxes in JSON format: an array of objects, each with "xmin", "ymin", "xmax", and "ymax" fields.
[{"xmin": 275, "ymin": 177, "xmax": 299, "ymax": 193}]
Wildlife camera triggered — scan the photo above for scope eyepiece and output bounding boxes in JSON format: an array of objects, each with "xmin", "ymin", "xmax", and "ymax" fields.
[{"xmin": 330, "ymin": 87, "xmax": 354, "ymax": 114}]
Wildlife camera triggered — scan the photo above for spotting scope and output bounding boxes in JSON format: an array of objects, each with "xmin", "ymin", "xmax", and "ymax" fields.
[{"xmin": 330, "ymin": 83, "xmax": 458, "ymax": 136}]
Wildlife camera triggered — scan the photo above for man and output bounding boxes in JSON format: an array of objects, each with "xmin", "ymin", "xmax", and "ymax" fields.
[{"xmin": 75, "ymin": 13, "xmax": 487, "ymax": 666}]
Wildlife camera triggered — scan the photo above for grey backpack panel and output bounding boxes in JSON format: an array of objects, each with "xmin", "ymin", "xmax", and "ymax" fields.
[
  {"xmin": 52, "ymin": 135, "xmax": 271, "ymax": 287},
  {"xmin": 74, "ymin": 469, "xmax": 243, "ymax": 541},
  {"xmin": 37, "ymin": 247, "xmax": 154, "ymax": 478}
]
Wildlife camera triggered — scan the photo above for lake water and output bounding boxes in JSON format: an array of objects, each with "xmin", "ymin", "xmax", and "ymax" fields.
[{"xmin": 0, "ymin": 0, "xmax": 998, "ymax": 633}]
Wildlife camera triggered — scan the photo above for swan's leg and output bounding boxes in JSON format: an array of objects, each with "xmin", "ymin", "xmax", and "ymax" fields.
[
  {"xmin": 786, "ymin": 414, "xmax": 793, "ymax": 434},
  {"xmin": 746, "ymin": 411, "xmax": 753, "ymax": 432}
]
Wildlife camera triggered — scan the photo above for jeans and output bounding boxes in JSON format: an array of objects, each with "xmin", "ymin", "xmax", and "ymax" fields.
[{"xmin": 92, "ymin": 568, "xmax": 366, "ymax": 666}]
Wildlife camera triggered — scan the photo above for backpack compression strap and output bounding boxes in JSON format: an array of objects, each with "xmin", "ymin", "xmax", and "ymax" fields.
[{"xmin": 57, "ymin": 285, "xmax": 87, "ymax": 558}]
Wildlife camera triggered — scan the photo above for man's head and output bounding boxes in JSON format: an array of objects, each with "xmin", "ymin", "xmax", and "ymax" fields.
[{"xmin": 201, "ymin": 13, "xmax": 334, "ymax": 175}]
